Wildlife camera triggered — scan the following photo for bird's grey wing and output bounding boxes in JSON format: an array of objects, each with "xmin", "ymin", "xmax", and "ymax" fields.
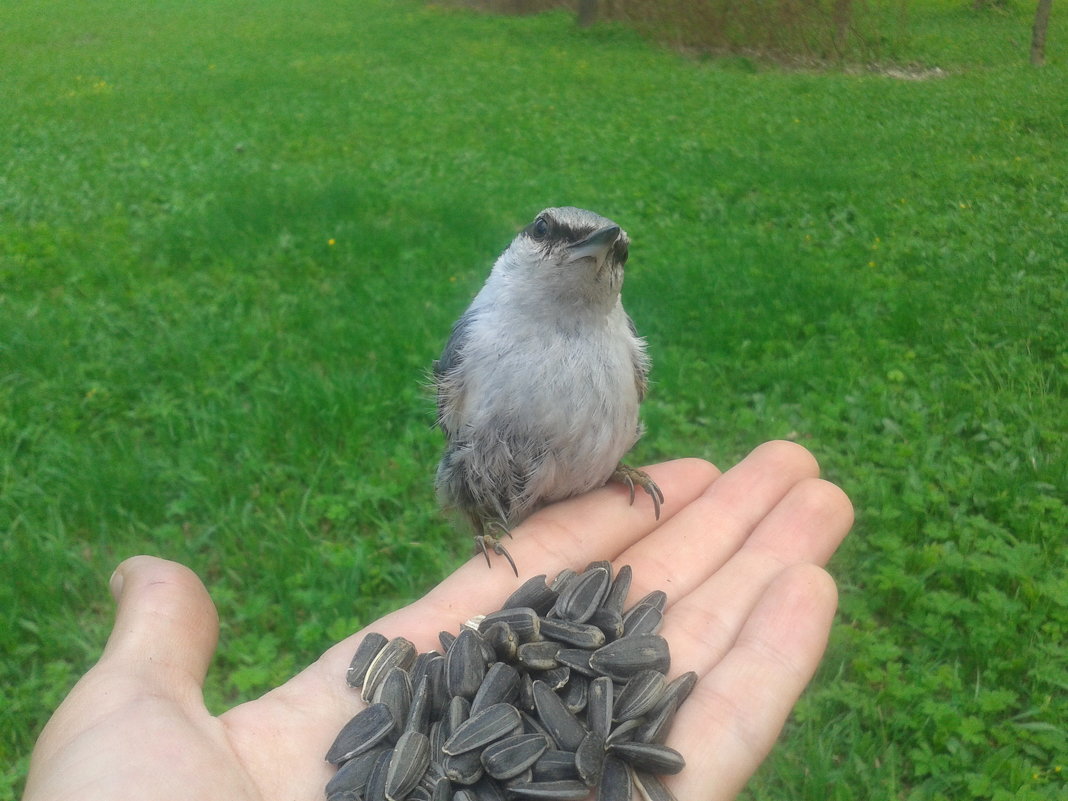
[
  {"xmin": 433, "ymin": 309, "xmax": 478, "ymax": 434},
  {"xmin": 626, "ymin": 313, "xmax": 650, "ymax": 402}
]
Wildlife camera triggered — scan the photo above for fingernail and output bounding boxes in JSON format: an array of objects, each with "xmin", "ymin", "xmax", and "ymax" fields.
[{"xmin": 109, "ymin": 566, "xmax": 125, "ymax": 601}]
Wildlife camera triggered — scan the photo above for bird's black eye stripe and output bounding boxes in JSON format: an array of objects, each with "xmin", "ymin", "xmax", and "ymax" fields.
[
  {"xmin": 526, "ymin": 215, "xmax": 551, "ymax": 240},
  {"xmin": 524, "ymin": 215, "xmax": 592, "ymax": 245}
]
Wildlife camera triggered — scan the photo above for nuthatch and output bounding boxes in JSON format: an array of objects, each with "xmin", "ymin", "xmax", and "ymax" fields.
[{"xmin": 433, "ymin": 207, "xmax": 662, "ymax": 573}]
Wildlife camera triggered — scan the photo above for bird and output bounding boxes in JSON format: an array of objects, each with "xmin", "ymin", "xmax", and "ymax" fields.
[{"xmin": 432, "ymin": 207, "xmax": 663, "ymax": 574}]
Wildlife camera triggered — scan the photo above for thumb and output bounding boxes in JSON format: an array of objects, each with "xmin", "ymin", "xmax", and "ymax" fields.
[
  {"xmin": 103, "ymin": 555, "xmax": 219, "ymax": 691},
  {"xmin": 24, "ymin": 557, "xmax": 221, "ymax": 797}
]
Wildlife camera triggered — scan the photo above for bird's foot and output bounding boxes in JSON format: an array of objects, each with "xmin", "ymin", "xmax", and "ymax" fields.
[
  {"xmin": 473, "ymin": 525, "xmax": 518, "ymax": 576},
  {"xmin": 611, "ymin": 463, "xmax": 665, "ymax": 520}
]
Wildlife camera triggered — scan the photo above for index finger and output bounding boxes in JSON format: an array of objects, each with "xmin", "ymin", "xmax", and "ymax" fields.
[{"xmin": 321, "ymin": 456, "xmax": 722, "ymax": 672}]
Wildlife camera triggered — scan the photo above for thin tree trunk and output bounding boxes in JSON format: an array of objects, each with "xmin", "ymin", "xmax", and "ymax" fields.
[
  {"xmin": 1031, "ymin": 0, "xmax": 1053, "ymax": 66},
  {"xmin": 578, "ymin": 0, "xmax": 598, "ymax": 27}
]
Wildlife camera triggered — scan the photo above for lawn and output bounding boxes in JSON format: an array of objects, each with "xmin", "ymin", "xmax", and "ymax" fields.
[{"xmin": 1, "ymin": 0, "xmax": 1065, "ymax": 798}]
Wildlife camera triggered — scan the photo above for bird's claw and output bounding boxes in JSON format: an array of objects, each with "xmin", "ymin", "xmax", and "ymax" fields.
[
  {"xmin": 473, "ymin": 532, "xmax": 518, "ymax": 576},
  {"xmin": 611, "ymin": 463, "xmax": 665, "ymax": 520}
]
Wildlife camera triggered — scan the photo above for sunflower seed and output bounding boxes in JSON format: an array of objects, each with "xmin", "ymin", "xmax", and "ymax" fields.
[
  {"xmin": 628, "ymin": 590, "xmax": 667, "ymax": 614},
  {"xmin": 429, "ymin": 719, "xmax": 446, "ymax": 757},
  {"xmin": 531, "ymin": 749, "xmax": 579, "ymax": 782},
  {"xmin": 589, "ymin": 635, "xmax": 670, "ymax": 682},
  {"xmin": 539, "ymin": 617, "xmax": 606, "ymax": 649},
  {"xmin": 583, "ymin": 559, "xmax": 613, "ymax": 577},
  {"xmin": 439, "ymin": 630, "xmax": 457, "ymax": 652},
  {"xmin": 373, "ymin": 666, "xmax": 412, "ymax": 739},
  {"xmin": 363, "ymin": 748, "xmax": 393, "ymax": 801},
  {"xmin": 411, "ymin": 657, "xmax": 441, "ymax": 724},
  {"xmin": 446, "ymin": 628, "xmax": 487, "ymax": 700},
  {"xmin": 512, "ymin": 711, "xmax": 546, "ymax": 742},
  {"xmin": 501, "ymin": 574, "xmax": 558, "ymax": 615},
  {"xmin": 632, "ymin": 770, "xmax": 678, "ymax": 801},
  {"xmin": 444, "ymin": 694, "xmax": 471, "ymax": 739},
  {"xmin": 504, "ymin": 779, "xmax": 591, "ymax": 799},
  {"xmin": 605, "ymin": 718, "xmax": 642, "ymax": 746},
  {"xmin": 478, "ymin": 607, "xmax": 541, "ymax": 643},
  {"xmin": 330, "ymin": 565, "xmax": 690, "ymax": 801},
  {"xmin": 385, "ymin": 731, "xmax": 430, "ymax": 801},
  {"xmin": 652, "ymin": 672, "xmax": 698, "ymax": 715},
  {"xmin": 504, "ymin": 767, "xmax": 534, "ymax": 787},
  {"xmin": 586, "ymin": 607, "xmax": 625, "ymax": 642},
  {"xmin": 552, "ymin": 566, "xmax": 610, "ymax": 623},
  {"xmin": 325, "ymin": 745, "xmax": 390, "ymax": 799},
  {"xmin": 621, "ymin": 604, "xmax": 664, "ymax": 637},
  {"xmin": 420, "ymin": 759, "xmax": 446, "ymax": 790},
  {"xmin": 517, "ymin": 641, "xmax": 561, "ymax": 671},
  {"xmin": 326, "ymin": 702, "xmax": 396, "ymax": 764},
  {"xmin": 480, "ymin": 733, "xmax": 550, "ymax": 780},
  {"xmin": 362, "ymin": 637, "xmax": 417, "ymax": 703},
  {"xmin": 409, "ymin": 650, "xmax": 441, "ymax": 689},
  {"xmin": 634, "ymin": 697, "xmax": 677, "ymax": 745},
  {"xmin": 601, "ymin": 564, "xmax": 632, "ymax": 616},
  {"xmin": 532, "ymin": 680, "xmax": 587, "ymax": 751},
  {"xmin": 482, "ymin": 621, "xmax": 520, "ymax": 662},
  {"xmin": 443, "ymin": 702, "xmax": 522, "ymax": 755},
  {"xmin": 575, "ymin": 731, "xmax": 607, "ymax": 787},
  {"xmin": 596, "ymin": 756, "xmax": 631, "ymax": 801},
  {"xmin": 444, "ymin": 747, "xmax": 484, "ymax": 784},
  {"xmin": 548, "ymin": 569, "xmax": 577, "ymax": 593},
  {"xmin": 405, "ymin": 674, "xmax": 431, "ymax": 735},
  {"xmin": 471, "ymin": 661, "xmax": 521, "ymax": 715},
  {"xmin": 560, "ymin": 675, "xmax": 588, "ymax": 714},
  {"xmin": 607, "ymin": 741, "xmax": 685, "ymax": 775},
  {"xmin": 518, "ymin": 670, "xmax": 536, "ymax": 711},
  {"xmin": 538, "ymin": 665, "xmax": 571, "ymax": 690},
  {"xmin": 555, "ymin": 648, "xmax": 596, "ymax": 677},
  {"xmin": 346, "ymin": 632, "xmax": 388, "ymax": 689},
  {"xmin": 472, "ymin": 773, "xmax": 509, "ymax": 800},
  {"xmin": 479, "ymin": 636, "xmax": 499, "ymax": 665},
  {"xmin": 586, "ymin": 675, "xmax": 614, "ymax": 738},
  {"xmin": 614, "ymin": 670, "xmax": 667, "ymax": 722}
]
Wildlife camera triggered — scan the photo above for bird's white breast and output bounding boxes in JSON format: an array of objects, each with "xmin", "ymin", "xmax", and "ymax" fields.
[{"xmin": 456, "ymin": 294, "xmax": 643, "ymax": 510}]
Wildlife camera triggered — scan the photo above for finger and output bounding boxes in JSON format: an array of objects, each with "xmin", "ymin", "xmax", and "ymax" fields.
[
  {"xmin": 668, "ymin": 563, "xmax": 839, "ymax": 801},
  {"xmin": 513, "ymin": 456, "xmax": 722, "ymax": 582},
  {"xmin": 236, "ymin": 462, "xmax": 718, "ymax": 794},
  {"xmin": 348, "ymin": 457, "xmax": 721, "ymax": 654},
  {"xmin": 284, "ymin": 459, "xmax": 719, "ymax": 707},
  {"xmin": 663, "ymin": 477, "xmax": 853, "ymax": 668},
  {"xmin": 24, "ymin": 557, "xmax": 224, "ymax": 800},
  {"xmin": 617, "ymin": 440, "xmax": 826, "ymax": 604},
  {"xmin": 103, "ymin": 555, "xmax": 219, "ymax": 692},
  {"xmin": 745, "ymin": 476, "xmax": 854, "ymax": 566}
]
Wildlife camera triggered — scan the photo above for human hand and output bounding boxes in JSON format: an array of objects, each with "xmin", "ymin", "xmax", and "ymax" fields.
[{"xmin": 23, "ymin": 441, "xmax": 852, "ymax": 801}]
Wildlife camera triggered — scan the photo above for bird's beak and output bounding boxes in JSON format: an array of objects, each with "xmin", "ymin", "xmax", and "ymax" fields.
[{"xmin": 567, "ymin": 225, "xmax": 621, "ymax": 263}]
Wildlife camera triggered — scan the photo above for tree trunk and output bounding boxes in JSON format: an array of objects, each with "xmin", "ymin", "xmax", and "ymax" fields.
[
  {"xmin": 578, "ymin": 0, "xmax": 598, "ymax": 27},
  {"xmin": 1031, "ymin": 0, "xmax": 1053, "ymax": 66}
]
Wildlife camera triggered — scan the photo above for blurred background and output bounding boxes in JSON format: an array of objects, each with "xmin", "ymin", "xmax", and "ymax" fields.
[{"xmin": 1, "ymin": 0, "xmax": 1064, "ymax": 798}]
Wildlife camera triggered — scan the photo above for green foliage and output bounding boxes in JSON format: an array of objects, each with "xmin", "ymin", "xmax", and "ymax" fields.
[{"xmin": 1, "ymin": 1, "xmax": 1065, "ymax": 799}]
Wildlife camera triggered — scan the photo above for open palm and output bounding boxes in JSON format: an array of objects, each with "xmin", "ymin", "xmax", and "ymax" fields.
[{"xmin": 24, "ymin": 441, "xmax": 852, "ymax": 801}]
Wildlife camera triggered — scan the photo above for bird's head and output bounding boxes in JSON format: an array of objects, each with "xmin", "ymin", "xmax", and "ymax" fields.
[{"xmin": 490, "ymin": 207, "xmax": 631, "ymax": 315}]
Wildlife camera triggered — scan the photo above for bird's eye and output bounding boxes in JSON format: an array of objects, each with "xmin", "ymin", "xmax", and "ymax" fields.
[{"xmin": 531, "ymin": 216, "xmax": 550, "ymax": 239}]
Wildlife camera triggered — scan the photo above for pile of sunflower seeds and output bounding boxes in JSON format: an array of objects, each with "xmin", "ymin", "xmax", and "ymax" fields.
[{"xmin": 326, "ymin": 562, "xmax": 694, "ymax": 801}]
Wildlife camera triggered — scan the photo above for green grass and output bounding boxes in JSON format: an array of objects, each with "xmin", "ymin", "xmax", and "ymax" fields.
[{"xmin": 1, "ymin": 0, "xmax": 1065, "ymax": 798}]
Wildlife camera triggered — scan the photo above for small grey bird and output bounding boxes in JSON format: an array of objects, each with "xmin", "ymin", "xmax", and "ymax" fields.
[{"xmin": 433, "ymin": 207, "xmax": 663, "ymax": 573}]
